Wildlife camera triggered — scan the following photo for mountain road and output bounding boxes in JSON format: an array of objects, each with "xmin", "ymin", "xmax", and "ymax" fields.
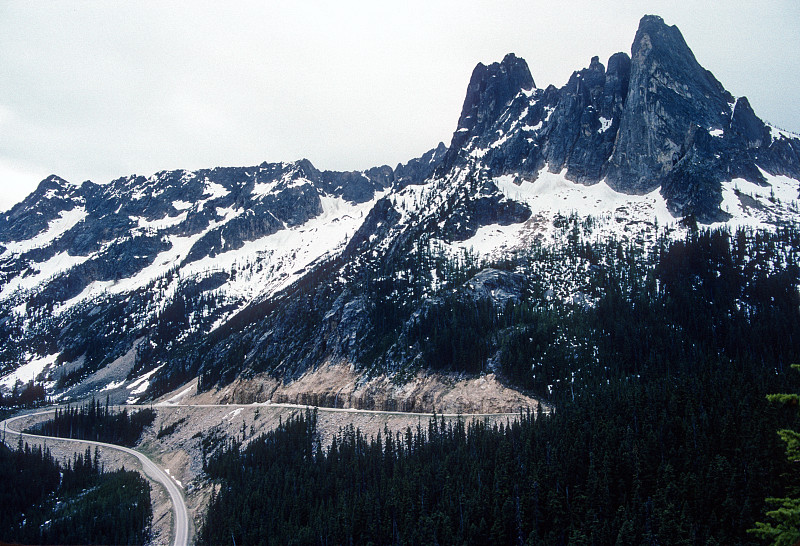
[{"xmin": 0, "ymin": 410, "xmax": 190, "ymax": 546}]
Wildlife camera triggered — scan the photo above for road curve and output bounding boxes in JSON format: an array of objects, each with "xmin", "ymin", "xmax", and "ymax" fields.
[
  {"xmin": 0, "ymin": 400, "xmax": 540, "ymax": 546},
  {"xmin": 1, "ymin": 410, "xmax": 189, "ymax": 546}
]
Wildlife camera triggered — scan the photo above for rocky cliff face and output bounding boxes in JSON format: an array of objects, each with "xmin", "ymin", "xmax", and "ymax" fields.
[
  {"xmin": 606, "ymin": 15, "xmax": 734, "ymax": 193},
  {"xmin": 436, "ymin": 14, "xmax": 800, "ymax": 222},
  {"xmin": 441, "ymin": 53, "xmax": 536, "ymax": 172},
  {"xmin": 1, "ymin": 15, "xmax": 799, "ymax": 402}
]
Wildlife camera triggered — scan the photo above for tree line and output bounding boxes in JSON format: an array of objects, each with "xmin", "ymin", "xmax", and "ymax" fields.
[
  {"xmin": 0, "ymin": 379, "xmax": 48, "ymax": 408},
  {"xmin": 364, "ymin": 226, "xmax": 800, "ymax": 405},
  {"xmin": 26, "ymin": 397, "xmax": 155, "ymax": 447}
]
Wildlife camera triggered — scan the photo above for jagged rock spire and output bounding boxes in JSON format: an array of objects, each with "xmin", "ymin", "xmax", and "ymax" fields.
[{"xmin": 605, "ymin": 15, "xmax": 734, "ymax": 194}]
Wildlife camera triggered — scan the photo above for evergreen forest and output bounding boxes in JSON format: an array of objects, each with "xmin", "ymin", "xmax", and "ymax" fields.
[
  {"xmin": 25, "ymin": 398, "xmax": 156, "ymax": 447},
  {"xmin": 0, "ymin": 379, "xmax": 48, "ymax": 408},
  {"xmin": 200, "ymin": 225, "xmax": 800, "ymax": 545},
  {"xmin": 0, "ymin": 440, "xmax": 152, "ymax": 545}
]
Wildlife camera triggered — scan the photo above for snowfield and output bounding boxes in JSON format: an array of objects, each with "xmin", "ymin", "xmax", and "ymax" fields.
[
  {"xmin": 1, "ymin": 157, "xmax": 799, "ymax": 397},
  {"xmin": 443, "ymin": 168, "xmax": 800, "ymax": 261},
  {"xmin": 1, "ymin": 207, "xmax": 87, "ymax": 257},
  {"xmin": 0, "ymin": 353, "xmax": 59, "ymax": 389}
]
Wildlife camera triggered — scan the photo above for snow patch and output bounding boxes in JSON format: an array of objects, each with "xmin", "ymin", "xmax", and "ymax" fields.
[
  {"xmin": 126, "ymin": 364, "xmax": 164, "ymax": 396},
  {"xmin": 100, "ymin": 379, "xmax": 126, "ymax": 392},
  {"xmin": 164, "ymin": 468, "xmax": 183, "ymax": 488},
  {"xmin": 1, "ymin": 251, "xmax": 90, "ymax": 301},
  {"xmin": 225, "ymin": 407, "xmax": 244, "ymax": 420},
  {"xmin": 57, "ymin": 280, "xmax": 113, "ymax": 313},
  {"xmin": 522, "ymin": 121, "xmax": 543, "ymax": 132},
  {"xmin": 134, "ymin": 211, "xmax": 187, "ymax": 231},
  {"xmin": 158, "ymin": 384, "xmax": 195, "ymax": 405},
  {"xmin": 252, "ymin": 181, "xmax": 278, "ymax": 197},
  {"xmin": 189, "ymin": 192, "xmax": 380, "ymax": 327},
  {"xmin": 0, "ymin": 353, "xmax": 59, "ymax": 389},
  {"xmin": 493, "ymin": 171, "xmax": 674, "ymax": 225},
  {"xmin": 713, "ymin": 170, "xmax": 800, "ymax": 229},
  {"xmin": 215, "ymin": 206, "xmax": 243, "ymax": 220},
  {"xmin": 204, "ymin": 181, "xmax": 229, "ymax": 199},
  {"xmin": 448, "ymin": 169, "xmax": 676, "ymax": 259},
  {"xmin": 2, "ymin": 207, "xmax": 87, "ymax": 256},
  {"xmin": 769, "ymin": 125, "xmax": 799, "ymax": 142}
]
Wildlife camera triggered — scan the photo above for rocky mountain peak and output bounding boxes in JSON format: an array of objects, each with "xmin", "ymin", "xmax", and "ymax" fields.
[
  {"xmin": 539, "ymin": 52, "xmax": 627, "ymax": 184},
  {"xmin": 730, "ymin": 97, "xmax": 769, "ymax": 148},
  {"xmin": 448, "ymin": 53, "xmax": 534, "ymax": 152},
  {"xmin": 603, "ymin": 52, "xmax": 632, "ymax": 114},
  {"xmin": 0, "ymin": 174, "xmax": 84, "ymax": 243},
  {"xmin": 291, "ymin": 158, "xmax": 319, "ymax": 179},
  {"xmin": 429, "ymin": 14, "xmax": 798, "ymax": 221},
  {"xmin": 42, "ymin": 174, "xmax": 73, "ymax": 187},
  {"xmin": 24, "ymin": 175, "xmax": 80, "ymax": 200},
  {"xmin": 1, "ymin": 15, "xmax": 800, "ymax": 403},
  {"xmin": 606, "ymin": 14, "xmax": 734, "ymax": 195}
]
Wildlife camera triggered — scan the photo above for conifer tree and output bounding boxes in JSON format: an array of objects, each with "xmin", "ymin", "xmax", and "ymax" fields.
[{"xmin": 750, "ymin": 364, "xmax": 800, "ymax": 546}]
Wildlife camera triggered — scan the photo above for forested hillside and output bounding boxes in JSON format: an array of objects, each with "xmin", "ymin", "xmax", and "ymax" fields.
[
  {"xmin": 0, "ymin": 441, "xmax": 152, "ymax": 545},
  {"xmin": 199, "ymin": 225, "xmax": 800, "ymax": 544},
  {"xmin": 201, "ymin": 367, "xmax": 798, "ymax": 545}
]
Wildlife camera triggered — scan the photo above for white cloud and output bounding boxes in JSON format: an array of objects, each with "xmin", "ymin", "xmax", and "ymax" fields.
[
  {"xmin": 0, "ymin": 1, "xmax": 798, "ymax": 211},
  {"xmin": 0, "ymin": 158, "xmax": 49, "ymax": 212}
]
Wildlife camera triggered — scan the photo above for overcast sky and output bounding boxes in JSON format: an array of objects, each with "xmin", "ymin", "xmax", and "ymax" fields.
[{"xmin": 1, "ymin": 1, "xmax": 798, "ymax": 211}]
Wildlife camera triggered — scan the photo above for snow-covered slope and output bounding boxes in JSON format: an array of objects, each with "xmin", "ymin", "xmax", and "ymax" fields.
[
  {"xmin": 0, "ymin": 152, "xmax": 444, "ymax": 396},
  {"xmin": 445, "ymin": 169, "xmax": 800, "ymax": 261},
  {"xmin": 1, "ymin": 14, "xmax": 800, "ymax": 402}
]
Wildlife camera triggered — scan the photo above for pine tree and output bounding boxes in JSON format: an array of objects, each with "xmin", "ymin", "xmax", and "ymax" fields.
[{"xmin": 749, "ymin": 364, "xmax": 800, "ymax": 545}]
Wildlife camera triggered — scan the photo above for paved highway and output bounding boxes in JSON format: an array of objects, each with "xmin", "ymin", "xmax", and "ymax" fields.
[
  {"xmin": 1, "ymin": 410, "xmax": 189, "ymax": 546},
  {"xmin": 0, "ymin": 400, "xmax": 541, "ymax": 546},
  {"xmin": 143, "ymin": 400, "xmax": 542, "ymax": 418}
]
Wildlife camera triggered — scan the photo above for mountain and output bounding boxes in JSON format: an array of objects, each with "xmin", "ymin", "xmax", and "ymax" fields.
[{"xmin": 1, "ymin": 15, "xmax": 799, "ymax": 406}]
